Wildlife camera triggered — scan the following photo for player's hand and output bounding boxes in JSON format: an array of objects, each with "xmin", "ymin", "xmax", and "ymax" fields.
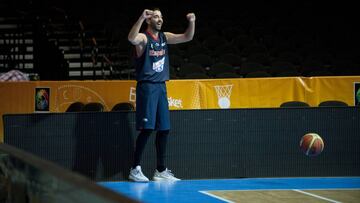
[
  {"xmin": 186, "ymin": 13, "xmax": 196, "ymax": 22},
  {"xmin": 142, "ymin": 9, "xmax": 153, "ymax": 19}
]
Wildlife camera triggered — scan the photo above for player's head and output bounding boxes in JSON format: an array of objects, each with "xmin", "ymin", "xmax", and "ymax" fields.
[{"xmin": 146, "ymin": 8, "xmax": 163, "ymax": 32}]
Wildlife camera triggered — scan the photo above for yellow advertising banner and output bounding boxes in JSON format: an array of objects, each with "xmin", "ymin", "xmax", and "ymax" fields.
[{"xmin": 1, "ymin": 76, "xmax": 359, "ymax": 141}]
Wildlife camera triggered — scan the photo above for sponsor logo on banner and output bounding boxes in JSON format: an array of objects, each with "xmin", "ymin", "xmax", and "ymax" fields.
[
  {"xmin": 355, "ymin": 82, "xmax": 360, "ymax": 106},
  {"xmin": 129, "ymin": 86, "xmax": 136, "ymax": 103},
  {"xmin": 129, "ymin": 87, "xmax": 183, "ymax": 108},
  {"xmin": 54, "ymin": 85, "xmax": 108, "ymax": 112},
  {"xmin": 168, "ymin": 97, "xmax": 183, "ymax": 109},
  {"xmin": 35, "ymin": 87, "xmax": 50, "ymax": 112}
]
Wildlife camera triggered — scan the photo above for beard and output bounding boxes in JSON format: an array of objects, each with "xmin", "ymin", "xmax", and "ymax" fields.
[{"xmin": 151, "ymin": 22, "xmax": 162, "ymax": 32}]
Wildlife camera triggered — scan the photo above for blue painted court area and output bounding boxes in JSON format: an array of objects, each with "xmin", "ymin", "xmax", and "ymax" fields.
[{"xmin": 99, "ymin": 177, "xmax": 360, "ymax": 203}]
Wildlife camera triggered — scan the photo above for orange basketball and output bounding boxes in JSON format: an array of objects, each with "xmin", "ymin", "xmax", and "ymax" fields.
[{"xmin": 300, "ymin": 133, "xmax": 324, "ymax": 156}]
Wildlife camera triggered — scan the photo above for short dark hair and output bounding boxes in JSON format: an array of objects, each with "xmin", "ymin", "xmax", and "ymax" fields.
[{"xmin": 152, "ymin": 7, "xmax": 161, "ymax": 12}]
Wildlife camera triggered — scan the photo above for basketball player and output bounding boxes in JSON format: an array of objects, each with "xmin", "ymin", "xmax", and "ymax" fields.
[{"xmin": 128, "ymin": 8, "xmax": 195, "ymax": 182}]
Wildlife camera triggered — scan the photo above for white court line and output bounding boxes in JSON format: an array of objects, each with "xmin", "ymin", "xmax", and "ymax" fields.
[
  {"xmin": 293, "ymin": 189, "xmax": 342, "ymax": 203},
  {"xmin": 201, "ymin": 188, "xmax": 360, "ymax": 192},
  {"xmin": 199, "ymin": 191, "xmax": 235, "ymax": 203}
]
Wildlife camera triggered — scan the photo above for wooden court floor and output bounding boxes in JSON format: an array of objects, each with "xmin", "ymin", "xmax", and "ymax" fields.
[
  {"xmin": 206, "ymin": 189, "xmax": 360, "ymax": 203},
  {"xmin": 100, "ymin": 177, "xmax": 360, "ymax": 203}
]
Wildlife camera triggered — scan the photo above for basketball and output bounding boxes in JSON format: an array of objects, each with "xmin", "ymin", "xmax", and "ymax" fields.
[{"xmin": 300, "ymin": 133, "xmax": 324, "ymax": 156}]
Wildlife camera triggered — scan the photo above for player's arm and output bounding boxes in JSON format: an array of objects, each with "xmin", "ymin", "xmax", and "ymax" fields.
[
  {"xmin": 165, "ymin": 13, "xmax": 196, "ymax": 44},
  {"xmin": 128, "ymin": 9, "xmax": 153, "ymax": 45}
]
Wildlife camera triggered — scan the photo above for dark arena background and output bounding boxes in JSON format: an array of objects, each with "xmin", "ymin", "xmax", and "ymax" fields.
[{"xmin": 1, "ymin": 0, "xmax": 360, "ymax": 202}]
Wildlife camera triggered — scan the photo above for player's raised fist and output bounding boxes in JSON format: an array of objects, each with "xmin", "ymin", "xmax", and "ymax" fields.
[
  {"xmin": 142, "ymin": 9, "xmax": 153, "ymax": 19},
  {"xmin": 186, "ymin": 13, "xmax": 196, "ymax": 22}
]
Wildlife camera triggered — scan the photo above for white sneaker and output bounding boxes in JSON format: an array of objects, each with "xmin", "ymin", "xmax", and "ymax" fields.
[
  {"xmin": 129, "ymin": 166, "xmax": 149, "ymax": 182},
  {"xmin": 153, "ymin": 168, "xmax": 181, "ymax": 181}
]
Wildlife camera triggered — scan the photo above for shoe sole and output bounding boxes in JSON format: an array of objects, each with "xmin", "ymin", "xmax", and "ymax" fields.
[
  {"xmin": 153, "ymin": 176, "xmax": 180, "ymax": 181},
  {"xmin": 129, "ymin": 179, "xmax": 149, "ymax": 182},
  {"xmin": 129, "ymin": 176, "xmax": 149, "ymax": 182}
]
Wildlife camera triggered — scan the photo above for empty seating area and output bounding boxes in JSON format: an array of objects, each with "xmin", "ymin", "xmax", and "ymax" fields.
[{"xmin": 1, "ymin": 0, "xmax": 359, "ymax": 80}]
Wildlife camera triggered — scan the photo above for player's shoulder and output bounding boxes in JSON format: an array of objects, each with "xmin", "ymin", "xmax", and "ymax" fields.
[{"xmin": 162, "ymin": 32, "xmax": 173, "ymax": 41}]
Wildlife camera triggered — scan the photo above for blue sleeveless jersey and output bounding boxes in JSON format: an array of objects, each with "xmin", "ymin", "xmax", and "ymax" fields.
[{"xmin": 135, "ymin": 32, "xmax": 170, "ymax": 82}]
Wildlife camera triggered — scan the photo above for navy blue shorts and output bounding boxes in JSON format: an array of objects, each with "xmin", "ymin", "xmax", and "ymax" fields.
[{"xmin": 136, "ymin": 82, "xmax": 170, "ymax": 131}]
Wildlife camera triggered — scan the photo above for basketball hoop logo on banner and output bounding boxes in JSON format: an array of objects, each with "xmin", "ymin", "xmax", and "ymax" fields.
[{"xmin": 214, "ymin": 84, "xmax": 233, "ymax": 109}]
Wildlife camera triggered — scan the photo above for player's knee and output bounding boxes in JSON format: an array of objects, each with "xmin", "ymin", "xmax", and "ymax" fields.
[{"xmin": 140, "ymin": 129, "xmax": 153, "ymax": 136}]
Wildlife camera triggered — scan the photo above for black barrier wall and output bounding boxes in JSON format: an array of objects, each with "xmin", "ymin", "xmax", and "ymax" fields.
[{"xmin": 3, "ymin": 107, "xmax": 360, "ymax": 181}]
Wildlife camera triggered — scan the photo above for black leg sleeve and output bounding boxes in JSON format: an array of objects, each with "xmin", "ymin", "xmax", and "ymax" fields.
[
  {"xmin": 133, "ymin": 129, "xmax": 152, "ymax": 168},
  {"xmin": 155, "ymin": 130, "xmax": 169, "ymax": 172}
]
